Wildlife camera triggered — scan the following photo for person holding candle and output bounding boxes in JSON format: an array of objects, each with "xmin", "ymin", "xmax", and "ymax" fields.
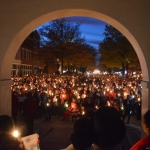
[
  {"xmin": 123, "ymin": 95, "xmax": 132, "ymax": 124},
  {"xmin": 45, "ymin": 98, "xmax": 53, "ymax": 121},
  {"xmin": 62, "ymin": 99, "xmax": 69, "ymax": 121},
  {"xmin": 40, "ymin": 89, "xmax": 48, "ymax": 117},
  {"xmin": 69, "ymin": 96, "xmax": 80, "ymax": 122},
  {"xmin": 60, "ymin": 88, "xmax": 69, "ymax": 114}
]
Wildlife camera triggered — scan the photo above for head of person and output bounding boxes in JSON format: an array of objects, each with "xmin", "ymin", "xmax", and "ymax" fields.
[
  {"xmin": 0, "ymin": 115, "xmax": 14, "ymax": 133},
  {"xmin": 71, "ymin": 117, "xmax": 95, "ymax": 150},
  {"xmin": 26, "ymin": 91, "xmax": 33, "ymax": 98},
  {"xmin": 142, "ymin": 110, "xmax": 150, "ymax": 135},
  {"xmin": 0, "ymin": 132, "xmax": 25, "ymax": 150},
  {"xmin": 93, "ymin": 106, "xmax": 126, "ymax": 149}
]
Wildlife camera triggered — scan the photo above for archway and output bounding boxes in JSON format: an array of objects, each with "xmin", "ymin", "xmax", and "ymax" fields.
[
  {"xmin": 3, "ymin": 9, "xmax": 148, "ymax": 81},
  {"xmin": 0, "ymin": 9, "xmax": 149, "ymax": 123}
]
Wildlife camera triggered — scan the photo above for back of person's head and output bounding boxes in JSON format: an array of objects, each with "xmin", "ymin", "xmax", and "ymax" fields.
[
  {"xmin": 71, "ymin": 117, "xmax": 95, "ymax": 150},
  {"xmin": 0, "ymin": 115, "xmax": 14, "ymax": 133},
  {"xmin": 94, "ymin": 106, "xmax": 126, "ymax": 149},
  {"xmin": 143, "ymin": 110, "xmax": 150, "ymax": 129},
  {"xmin": 26, "ymin": 91, "xmax": 32, "ymax": 98},
  {"xmin": 0, "ymin": 132, "xmax": 26, "ymax": 150}
]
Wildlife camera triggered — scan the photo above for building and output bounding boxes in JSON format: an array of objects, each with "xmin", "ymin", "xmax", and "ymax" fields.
[{"xmin": 11, "ymin": 30, "xmax": 40, "ymax": 76}]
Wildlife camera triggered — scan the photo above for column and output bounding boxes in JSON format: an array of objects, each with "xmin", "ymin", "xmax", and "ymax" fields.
[
  {"xmin": 141, "ymin": 81, "xmax": 150, "ymax": 137},
  {"xmin": 0, "ymin": 79, "xmax": 12, "ymax": 116}
]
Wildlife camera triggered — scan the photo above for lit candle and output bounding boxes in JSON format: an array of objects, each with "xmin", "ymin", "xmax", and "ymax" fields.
[
  {"xmin": 13, "ymin": 130, "xmax": 20, "ymax": 137},
  {"xmin": 138, "ymin": 97, "xmax": 140, "ymax": 101}
]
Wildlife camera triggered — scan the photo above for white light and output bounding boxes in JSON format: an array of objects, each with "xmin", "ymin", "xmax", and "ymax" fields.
[{"xmin": 13, "ymin": 130, "xmax": 19, "ymax": 137}]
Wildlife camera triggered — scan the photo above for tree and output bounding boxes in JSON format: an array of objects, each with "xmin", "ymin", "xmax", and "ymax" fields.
[
  {"xmin": 39, "ymin": 18, "xmax": 85, "ymax": 73},
  {"xmin": 99, "ymin": 25, "xmax": 139, "ymax": 75}
]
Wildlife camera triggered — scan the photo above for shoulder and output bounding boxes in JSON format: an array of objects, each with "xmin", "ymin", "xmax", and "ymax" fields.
[
  {"xmin": 60, "ymin": 144, "xmax": 75, "ymax": 150},
  {"xmin": 131, "ymin": 136, "xmax": 150, "ymax": 150}
]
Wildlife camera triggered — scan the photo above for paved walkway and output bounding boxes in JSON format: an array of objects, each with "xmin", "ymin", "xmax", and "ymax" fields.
[{"xmin": 17, "ymin": 114, "xmax": 142, "ymax": 150}]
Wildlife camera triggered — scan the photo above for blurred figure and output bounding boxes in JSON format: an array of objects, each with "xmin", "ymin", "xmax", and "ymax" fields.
[
  {"xmin": 40, "ymin": 89, "xmax": 48, "ymax": 117},
  {"xmin": 45, "ymin": 98, "xmax": 53, "ymax": 121},
  {"xmin": 130, "ymin": 110, "xmax": 150, "ymax": 150},
  {"xmin": 53, "ymin": 95, "xmax": 59, "ymax": 117},
  {"xmin": 62, "ymin": 100, "xmax": 69, "ymax": 121},
  {"xmin": 93, "ymin": 106, "xmax": 126, "ymax": 150},
  {"xmin": 123, "ymin": 95, "xmax": 132, "ymax": 124},
  {"xmin": 12, "ymin": 91, "xmax": 19, "ymax": 124},
  {"xmin": 23, "ymin": 91, "xmax": 37, "ymax": 135},
  {"xmin": 0, "ymin": 132, "xmax": 25, "ymax": 150},
  {"xmin": 0, "ymin": 115, "xmax": 14, "ymax": 133},
  {"xmin": 69, "ymin": 97, "xmax": 80, "ymax": 122},
  {"xmin": 61, "ymin": 117, "xmax": 95, "ymax": 150}
]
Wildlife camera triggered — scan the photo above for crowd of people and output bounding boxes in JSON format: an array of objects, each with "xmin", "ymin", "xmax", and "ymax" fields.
[
  {"xmin": 1, "ymin": 72, "xmax": 149, "ymax": 149},
  {"xmin": 11, "ymin": 73, "xmax": 142, "ymax": 125}
]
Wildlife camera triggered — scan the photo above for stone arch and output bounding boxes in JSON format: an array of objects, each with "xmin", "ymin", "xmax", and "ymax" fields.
[{"xmin": 0, "ymin": 9, "xmax": 149, "ymax": 118}]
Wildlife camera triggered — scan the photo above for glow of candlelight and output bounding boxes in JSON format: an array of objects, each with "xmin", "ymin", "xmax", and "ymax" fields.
[
  {"xmin": 138, "ymin": 98, "xmax": 140, "ymax": 101},
  {"xmin": 47, "ymin": 103, "xmax": 49, "ymax": 106},
  {"xmin": 13, "ymin": 130, "xmax": 20, "ymax": 137}
]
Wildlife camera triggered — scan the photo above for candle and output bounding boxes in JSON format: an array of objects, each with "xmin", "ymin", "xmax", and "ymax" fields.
[
  {"xmin": 13, "ymin": 130, "xmax": 20, "ymax": 137},
  {"xmin": 138, "ymin": 98, "xmax": 140, "ymax": 101}
]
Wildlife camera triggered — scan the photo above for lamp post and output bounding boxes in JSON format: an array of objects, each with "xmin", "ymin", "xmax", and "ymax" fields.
[{"xmin": 55, "ymin": 58, "xmax": 60, "ymax": 75}]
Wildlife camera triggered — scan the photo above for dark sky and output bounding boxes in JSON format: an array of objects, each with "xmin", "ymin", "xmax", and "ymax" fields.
[
  {"xmin": 36, "ymin": 16, "xmax": 108, "ymax": 50},
  {"xmin": 66, "ymin": 16, "xmax": 108, "ymax": 50}
]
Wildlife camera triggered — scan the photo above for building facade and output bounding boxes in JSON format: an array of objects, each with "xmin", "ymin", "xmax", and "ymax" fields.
[{"xmin": 11, "ymin": 30, "xmax": 40, "ymax": 76}]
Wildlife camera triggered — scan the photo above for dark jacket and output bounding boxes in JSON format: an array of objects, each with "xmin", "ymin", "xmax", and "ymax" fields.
[{"xmin": 23, "ymin": 97, "xmax": 37, "ymax": 120}]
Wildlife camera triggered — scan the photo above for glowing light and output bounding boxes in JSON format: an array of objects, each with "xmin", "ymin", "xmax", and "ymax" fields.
[{"xmin": 13, "ymin": 130, "xmax": 20, "ymax": 137}]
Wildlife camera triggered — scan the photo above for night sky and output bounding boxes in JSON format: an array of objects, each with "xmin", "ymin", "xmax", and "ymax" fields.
[{"xmin": 36, "ymin": 16, "xmax": 108, "ymax": 50}]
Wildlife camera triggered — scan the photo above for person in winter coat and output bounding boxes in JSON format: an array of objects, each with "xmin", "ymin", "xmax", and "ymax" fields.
[
  {"xmin": 12, "ymin": 91, "xmax": 19, "ymax": 124},
  {"xmin": 45, "ymin": 98, "xmax": 53, "ymax": 121},
  {"xmin": 23, "ymin": 91, "xmax": 37, "ymax": 135}
]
